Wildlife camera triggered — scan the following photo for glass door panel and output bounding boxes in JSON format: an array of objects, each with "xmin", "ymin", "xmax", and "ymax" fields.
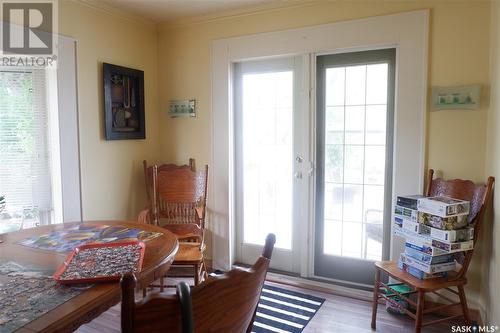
[
  {"xmin": 315, "ymin": 49, "xmax": 395, "ymax": 285},
  {"xmin": 241, "ymin": 71, "xmax": 293, "ymax": 250}
]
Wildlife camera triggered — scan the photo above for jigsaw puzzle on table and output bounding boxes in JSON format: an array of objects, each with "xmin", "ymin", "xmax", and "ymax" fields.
[
  {"xmin": 18, "ymin": 223, "xmax": 162, "ymax": 253},
  {"xmin": 0, "ymin": 260, "xmax": 87, "ymax": 333},
  {"xmin": 54, "ymin": 242, "xmax": 145, "ymax": 284}
]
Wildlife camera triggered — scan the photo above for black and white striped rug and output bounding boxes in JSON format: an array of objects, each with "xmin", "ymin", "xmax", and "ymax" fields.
[{"xmin": 251, "ymin": 284, "xmax": 325, "ymax": 333}]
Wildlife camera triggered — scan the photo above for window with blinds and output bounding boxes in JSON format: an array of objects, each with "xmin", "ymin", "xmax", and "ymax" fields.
[{"xmin": 0, "ymin": 68, "xmax": 57, "ymax": 232}]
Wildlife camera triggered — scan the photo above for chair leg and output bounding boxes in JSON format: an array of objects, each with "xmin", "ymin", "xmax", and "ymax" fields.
[
  {"xmin": 194, "ymin": 263, "xmax": 199, "ymax": 286},
  {"xmin": 458, "ymin": 285, "xmax": 471, "ymax": 324},
  {"xmin": 200, "ymin": 259, "xmax": 208, "ymax": 282},
  {"xmin": 414, "ymin": 290, "xmax": 425, "ymax": 333},
  {"xmin": 371, "ymin": 269, "xmax": 380, "ymax": 329},
  {"xmin": 160, "ymin": 276, "xmax": 165, "ymax": 292},
  {"xmin": 142, "ymin": 288, "xmax": 147, "ymax": 298}
]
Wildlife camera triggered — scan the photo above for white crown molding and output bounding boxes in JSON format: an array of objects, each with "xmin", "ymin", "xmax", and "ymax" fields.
[
  {"xmin": 69, "ymin": 0, "xmax": 157, "ymax": 29},
  {"xmin": 69, "ymin": 0, "xmax": 323, "ymax": 31},
  {"xmin": 159, "ymin": 0, "xmax": 320, "ymax": 30}
]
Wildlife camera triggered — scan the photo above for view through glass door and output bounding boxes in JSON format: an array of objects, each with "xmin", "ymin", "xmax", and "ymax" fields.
[
  {"xmin": 234, "ymin": 57, "xmax": 304, "ymax": 273},
  {"xmin": 315, "ymin": 49, "xmax": 396, "ymax": 286}
]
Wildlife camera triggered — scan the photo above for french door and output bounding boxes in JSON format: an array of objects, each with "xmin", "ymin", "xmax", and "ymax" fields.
[
  {"xmin": 233, "ymin": 49, "xmax": 395, "ymax": 284},
  {"xmin": 233, "ymin": 57, "xmax": 307, "ymax": 273},
  {"xmin": 314, "ymin": 49, "xmax": 396, "ymax": 285}
]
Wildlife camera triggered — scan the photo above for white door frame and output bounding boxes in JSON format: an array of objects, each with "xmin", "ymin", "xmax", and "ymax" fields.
[
  {"xmin": 57, "ymin": 35, "xmax": 83, "ymax": 222},
  {"xmin": 211, "ymin": 10, "xmax": 429, "ymax": 273}
]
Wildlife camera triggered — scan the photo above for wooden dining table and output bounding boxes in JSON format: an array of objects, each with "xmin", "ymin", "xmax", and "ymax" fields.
[{"xmin": 0, "ymin": 220, "xmax": 178, "ymax": 333}]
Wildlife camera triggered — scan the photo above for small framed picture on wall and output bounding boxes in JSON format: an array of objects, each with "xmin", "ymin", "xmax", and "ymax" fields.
[{"xmin": 103, "ymin": 63, "xmax": 145, "ymax": 140}]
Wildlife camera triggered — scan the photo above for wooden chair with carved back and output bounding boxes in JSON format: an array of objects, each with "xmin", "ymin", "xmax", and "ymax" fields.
[
  {"xmin": 142, "ymin": 159, "xmax": 196, "ymax": 208},
  {"xmin": 121, "ymin": 233, "xmax": 276, "ymax": 333},
  {"xmin": 139, "ymin": 159, "xmax": 209, "ymax": 288},
  {"xmin": 371, "ymin": 169, "xmax": 494, "ymax": 333}
]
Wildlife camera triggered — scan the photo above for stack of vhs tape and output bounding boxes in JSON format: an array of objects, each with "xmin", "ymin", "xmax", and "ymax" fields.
[{"xmin": 394, "ymin": 195, "xmax": 473, "ymax": 280}]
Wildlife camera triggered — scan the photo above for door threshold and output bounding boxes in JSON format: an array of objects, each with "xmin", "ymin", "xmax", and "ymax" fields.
[
  {"xmin": 233, "ymin": 263, "xmax": 372, "ymax": 302},
  {"xmin": 233, "ymin": 262, "xmax": 300, "ymax": 277},
  {"xmin": 266, "ymin": 272, "xmax": 373, "ymax": 302}
]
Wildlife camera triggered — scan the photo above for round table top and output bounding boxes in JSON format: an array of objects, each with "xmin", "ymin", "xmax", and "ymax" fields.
[{"xmin": 0, "ymin": 220, "xmax": 178, "ymax": 333}]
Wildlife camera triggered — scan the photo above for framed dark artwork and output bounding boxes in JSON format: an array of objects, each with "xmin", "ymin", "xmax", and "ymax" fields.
[{"xmin": 103, "ymin": 63, "xmax": 145, "ymax": 140}]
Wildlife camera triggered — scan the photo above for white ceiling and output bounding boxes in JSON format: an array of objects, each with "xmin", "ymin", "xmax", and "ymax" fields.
[{"xmin": 95, "ymin": 0, "xmax": 276, "ymax": 23}]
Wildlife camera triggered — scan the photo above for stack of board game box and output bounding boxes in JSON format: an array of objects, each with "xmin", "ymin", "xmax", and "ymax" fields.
[{"xmin": 394, "ymin": 195, "xmax": 473, "ymax": 280}]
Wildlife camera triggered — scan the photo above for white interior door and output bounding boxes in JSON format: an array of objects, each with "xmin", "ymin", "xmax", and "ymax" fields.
[{"xmin": 234, "ymin": 57, "xmax": 306, "ymax": 273}]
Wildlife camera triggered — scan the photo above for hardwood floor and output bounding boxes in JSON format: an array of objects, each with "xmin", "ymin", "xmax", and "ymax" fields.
[{"xmin": 76, "ymin": 278, "xmax": 465, "ymax": 333}]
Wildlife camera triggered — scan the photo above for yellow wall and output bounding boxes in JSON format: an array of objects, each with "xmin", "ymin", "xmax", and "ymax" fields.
[
  {"xmin": 157, "ymin": 0, "xmax": 491, "ymax": 313},
  {"xmin": 483, "ymin": 0, "xmax": 500, "ymax": 324},
  {"xmin": 58, "ymin": 1, "xmax": 159, "ymax": 220}
]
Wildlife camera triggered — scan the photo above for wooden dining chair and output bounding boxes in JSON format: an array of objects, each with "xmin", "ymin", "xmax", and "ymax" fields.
[
  {"xmin": 138, "ymin": 160, "xmax": 209, "ymax": 287},
  {"xmin": 371, "ymin": 169, "xmax": 494, "ymax": 333},
  {"xmin": 121, "ymin": 233, "xmax": 276, "ymax": 333}
]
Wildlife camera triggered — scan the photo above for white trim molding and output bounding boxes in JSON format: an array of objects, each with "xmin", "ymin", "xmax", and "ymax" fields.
[
  {"xmin": 211, "ymin": 10, "xmax": 429, "ymax": 271},
  {"xmin": 57, "ymin": 36, "xmax": 83, "ymax": 222}
]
